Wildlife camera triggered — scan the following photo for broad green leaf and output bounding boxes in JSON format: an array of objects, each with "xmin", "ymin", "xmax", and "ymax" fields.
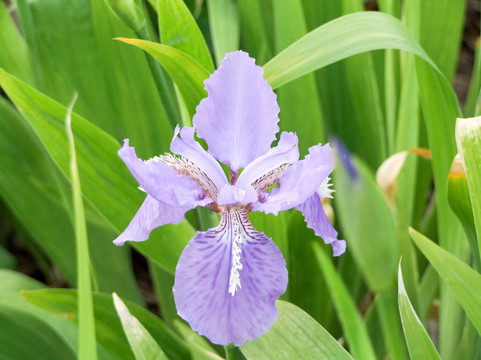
[
  {"xmin": 113, "ymin": 293, "xmax": 168, "ymax": 360},
  {"xmin": 241, "ymin": 301, "xmax": 353, "ymax": 360},
  {"xmin": 0, "ymin": 69, "xmax": 196, "ymax": 275},
  {"xmin": 0, "ymin": 1, "xmax": 33, "ymax": 83},
  {"xmin": 398, "ymin": 263, "xmax": 441, "ymax": 360},
  {"xmin": 409, "ymin": 228, "xmax": 481, "ymax": 336},
  {"xmin": 0, "ymin": 97, "xmax": 141, "ymax": 302},
  {"xmin": 0, "ymin": 306, "xmax": 76, "ymax": 360},
  {"xmin": 206, "ymin": 0, "xmax": 240, "ymax": 66},
  {"xmin": 313, "ymin": 243, "xmax": 376, "ymax": 360},
  {"xmin": 116, "ymin": 38, "xmax": 209, "ymax": 118},
  {"xmin": 23, "ymin": 289, "xmax": 190, "ymax": 360},
  {"xmin": 456, "ymin": 116, "xmax": 481, "ymax": 264},
  {"xmin": 263, "ymin": 12, "xmax": 438, "ymax": 90},
  {"xmin": 157, "ymin": 0, "xmax": 214, "ymax": 72},
  {"xmin": 66, "ymin": 96, "xmax": 97, "ymax": 360},
  {"xmin": 334, "ymin": 147, "xmax": 398, "ymax": 292}
]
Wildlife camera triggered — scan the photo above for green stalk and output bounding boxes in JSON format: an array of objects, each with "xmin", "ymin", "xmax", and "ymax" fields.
[
  {"xmin": 224, "ymin": 344, "xmax": 239, "ymax": 360},
  {"xmin": 66, "ymin": 94, "xmax": 97, "ymax": 360}
]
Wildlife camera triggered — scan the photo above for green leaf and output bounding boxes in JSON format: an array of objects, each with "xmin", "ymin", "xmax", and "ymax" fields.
[
  {"xmin": 0, "ymin": 69, "xmax": 196, "ymax": 276},
  {"xmin": 0, "ymin": 246, "xmax": 15, "ymax": 270},
  {"xmin": 241, "ymin": 301, "xmax": 353, "ymax": 360},
  {"xmin": 0, "ymin": 1, "xmax": 33, "ymax": 83},
  {"xmin": 263, "ymin": 12, "xmax": 438, "ymax": 90},
  {"xmin": 409, "ymin": 228, "xmax": 481, "ymax": 336},
  {"xmin": 157, "ymin": 0, "xmax": 214, "ymax": 72},
  {"xmin": 116, "ymin": 38, "xmax": 209, "ymax": 118},
  {"xmin": 206, "ymin": 0, "xmax": 240, "ymax": 66},
  {"xmin": 0, "ymin": 306, "xmax": 76, "ymax": 360},
  {"xmin": 334, "ymin": 148, "xmax": 398, "ymax": 292},
  {"xmin": 113, "ymin": 293, "xmax": 169, "ymax": 360},
  {"xmin": 398, "ymin": 263, "xmax": 441, "ymax": 360},
  {"xmin": 456, "ymin": 117, "xmax": 481, "ymax": 265},
  {"xmin": 313, "ymin": 243, "xmax": 376, "ymax": 360},
  {"xmin": 0, "ymin": 96, "xmax": 141, "ymax": 302},
  {"xmin": 66, "ymin": 95, "xmax": 97, "ymax": 360},
  {"xmin": 23, "ymin": 289, "xmax": 190, "ymax": 360}
]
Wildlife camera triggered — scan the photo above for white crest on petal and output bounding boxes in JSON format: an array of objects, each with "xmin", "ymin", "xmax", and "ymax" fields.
[
  {"xmin": 317, "ymin": 177, "xmax": 334, "ymax": 199},
  {"xmin": 229, "ymin": 209, "xmax": 244, "ymax": 296}
]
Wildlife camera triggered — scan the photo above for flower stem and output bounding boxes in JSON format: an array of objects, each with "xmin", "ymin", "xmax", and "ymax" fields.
[{"xmin": 224, "ymin": 344, "xmax": 239, "ymax": 360}]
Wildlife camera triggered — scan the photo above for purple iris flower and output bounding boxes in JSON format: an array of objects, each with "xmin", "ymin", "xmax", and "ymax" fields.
[{"xmin": 114, "ymin": 51, "xmax": 345, "ymax": 346}]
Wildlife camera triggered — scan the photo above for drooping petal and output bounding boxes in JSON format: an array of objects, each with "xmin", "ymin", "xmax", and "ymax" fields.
[
  {"xmin": 193, "ymin": 51, "xmax": 280, "ymax": 171},
  {"xmin": 236, "ymin": 132, "xmax": 299, "ymax": 191},
  {"xmin": 119, "ymin": 139, "xmax": 211, "ymax": 208},
  {"xmin": 296, "ymin": 192, "xmax": 346, "ymax": 256},
  {"xmin": 114, "ymin": 195, "xmax": 189, "ymax": 246},
  {"xmin": 173, "ymin": 209, "xmax": 287, "ymax": 346},
  {"xmin": 253, "ymin": 143, "xmax": 334, "ymax": 215},
  {"xmin": 170, "ymin": 126, "xmax": 228, "ymax": 196}
]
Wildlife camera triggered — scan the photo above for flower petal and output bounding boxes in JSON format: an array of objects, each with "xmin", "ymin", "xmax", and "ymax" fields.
[
  {"xmin": 236, "ymin": 132, "xmax": 299, "ymax": 191},
  {"xmin": 296, "ymin": 193, "xmax": 346, "ymax": 256},
  {"xmin": 114, "ymin": 195, "xmax": 189, "ymax": 246},
  {"xmin": 253, "ymin": 143, "xmax": 334, "ymax": 215},
  {"xmin": 170, "ymin": 126, "xmax": 228, "ymax": 195},
  {"xmin": 119, "ymin": 139, "xmax": 210, "ymax": 208},
  {"xmin": 173, "ymin": 209, "xmax": 287, "ymax": 346},
  {"xmin": 193, "ymin": 51, "xmax": 280, "ymax": 171}
]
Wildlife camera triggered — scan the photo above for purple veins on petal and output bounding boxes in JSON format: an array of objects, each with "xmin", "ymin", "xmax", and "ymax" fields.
[
  {"xmin": 173, "ymin": 209, "xmax": 288, "ymax": 346},
  {"xmin": 114, "ymin": 195, "xmax": 189, "ymax": 246},
  {"xmin": 193, "ymin": 51, "xmax": 280, "ymax": 171},
  {"xmin": 253, "ymin": 143, "xmax": 334, "ymax": 215},
  {"xmin": 118, "ymin": 139, "xmax": 211, "ymax": 208}
]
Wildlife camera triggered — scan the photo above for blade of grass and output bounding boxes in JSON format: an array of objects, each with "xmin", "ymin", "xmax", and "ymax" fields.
[{"xmin": 66, "ymin": 94, "xmax": 97, "ymax": 360}]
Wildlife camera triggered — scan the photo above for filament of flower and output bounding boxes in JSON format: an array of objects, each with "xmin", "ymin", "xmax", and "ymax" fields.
[{"xmin": 229, "ymin": 209, "xmax": 243, "ymax": 296}]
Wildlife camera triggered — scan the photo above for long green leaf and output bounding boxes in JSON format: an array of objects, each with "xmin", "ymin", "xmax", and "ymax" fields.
[
  {"xmin": 116, "ymin": 38, "xmax": 209, "ymax": 118},
  {"xmin": 113, "ymin": 293, "xmax": 168, "ymax": 360},
  {"xmin": 409, "ymin": 228, "xmax": 481, "ymax": 336},
  {"xmin": 0, "ymin": 69, "xmax": 196, "ymax": 275},
  {"xmin": 398, "ymin": 263, "xmax": 441, "ymax": 359},
  {"xmin": 263, "ymin": 12, "xmax": 438, "ymax": 89},
  {"xmin": 157, "ymin": 0, "xmax": 214, "ymax": 72},
  {"xmin": 66, "ymin": 96, "xmax": 97, "ymax": 360},
  {"xmin": 313, "ymin": 243, "xmax": 376, "ymax": 360},
  {"xmin": 241, "ymin": 301, "xmax": 353, "ymax": 360}
]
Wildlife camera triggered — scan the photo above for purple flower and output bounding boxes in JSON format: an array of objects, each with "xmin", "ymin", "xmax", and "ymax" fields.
[{"xmin": 114, "ymin": 51, "xmax": 345, "ymax": 346}]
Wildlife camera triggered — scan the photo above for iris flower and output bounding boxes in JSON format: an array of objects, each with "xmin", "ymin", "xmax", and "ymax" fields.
[{"xmin": 114, "ymin": 51, "xmax": 345, "ymax": 346}]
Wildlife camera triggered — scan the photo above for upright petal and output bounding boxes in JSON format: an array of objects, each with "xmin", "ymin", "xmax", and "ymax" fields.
[
  {"xmin": 236, "ymin": 132, "xmax": 299, "ymax": 191},
  {"xmin": 170, "ymin": 126, "xmax": 228, "ymax": 195},
  {"xmin": 296, "ymin": 193, "xmax": 346, "ymax": 256},
  {"xmin": 119, "ymin": 139, "xmax": 211, "ymax": 208},
  {"xmin": 114, "ymin": 195, "xmax": 189, "ymax": 246},
  {"xmin": 253, "ymin": 143, "xmax": 334, "ymax": 215},
  {"xmin": 173, "ymin": 209, "xmax": 287, "ymax": 346},
  {"xmin": 193, "ymin": 51, "xmax": 280, "ymax": 171}
]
